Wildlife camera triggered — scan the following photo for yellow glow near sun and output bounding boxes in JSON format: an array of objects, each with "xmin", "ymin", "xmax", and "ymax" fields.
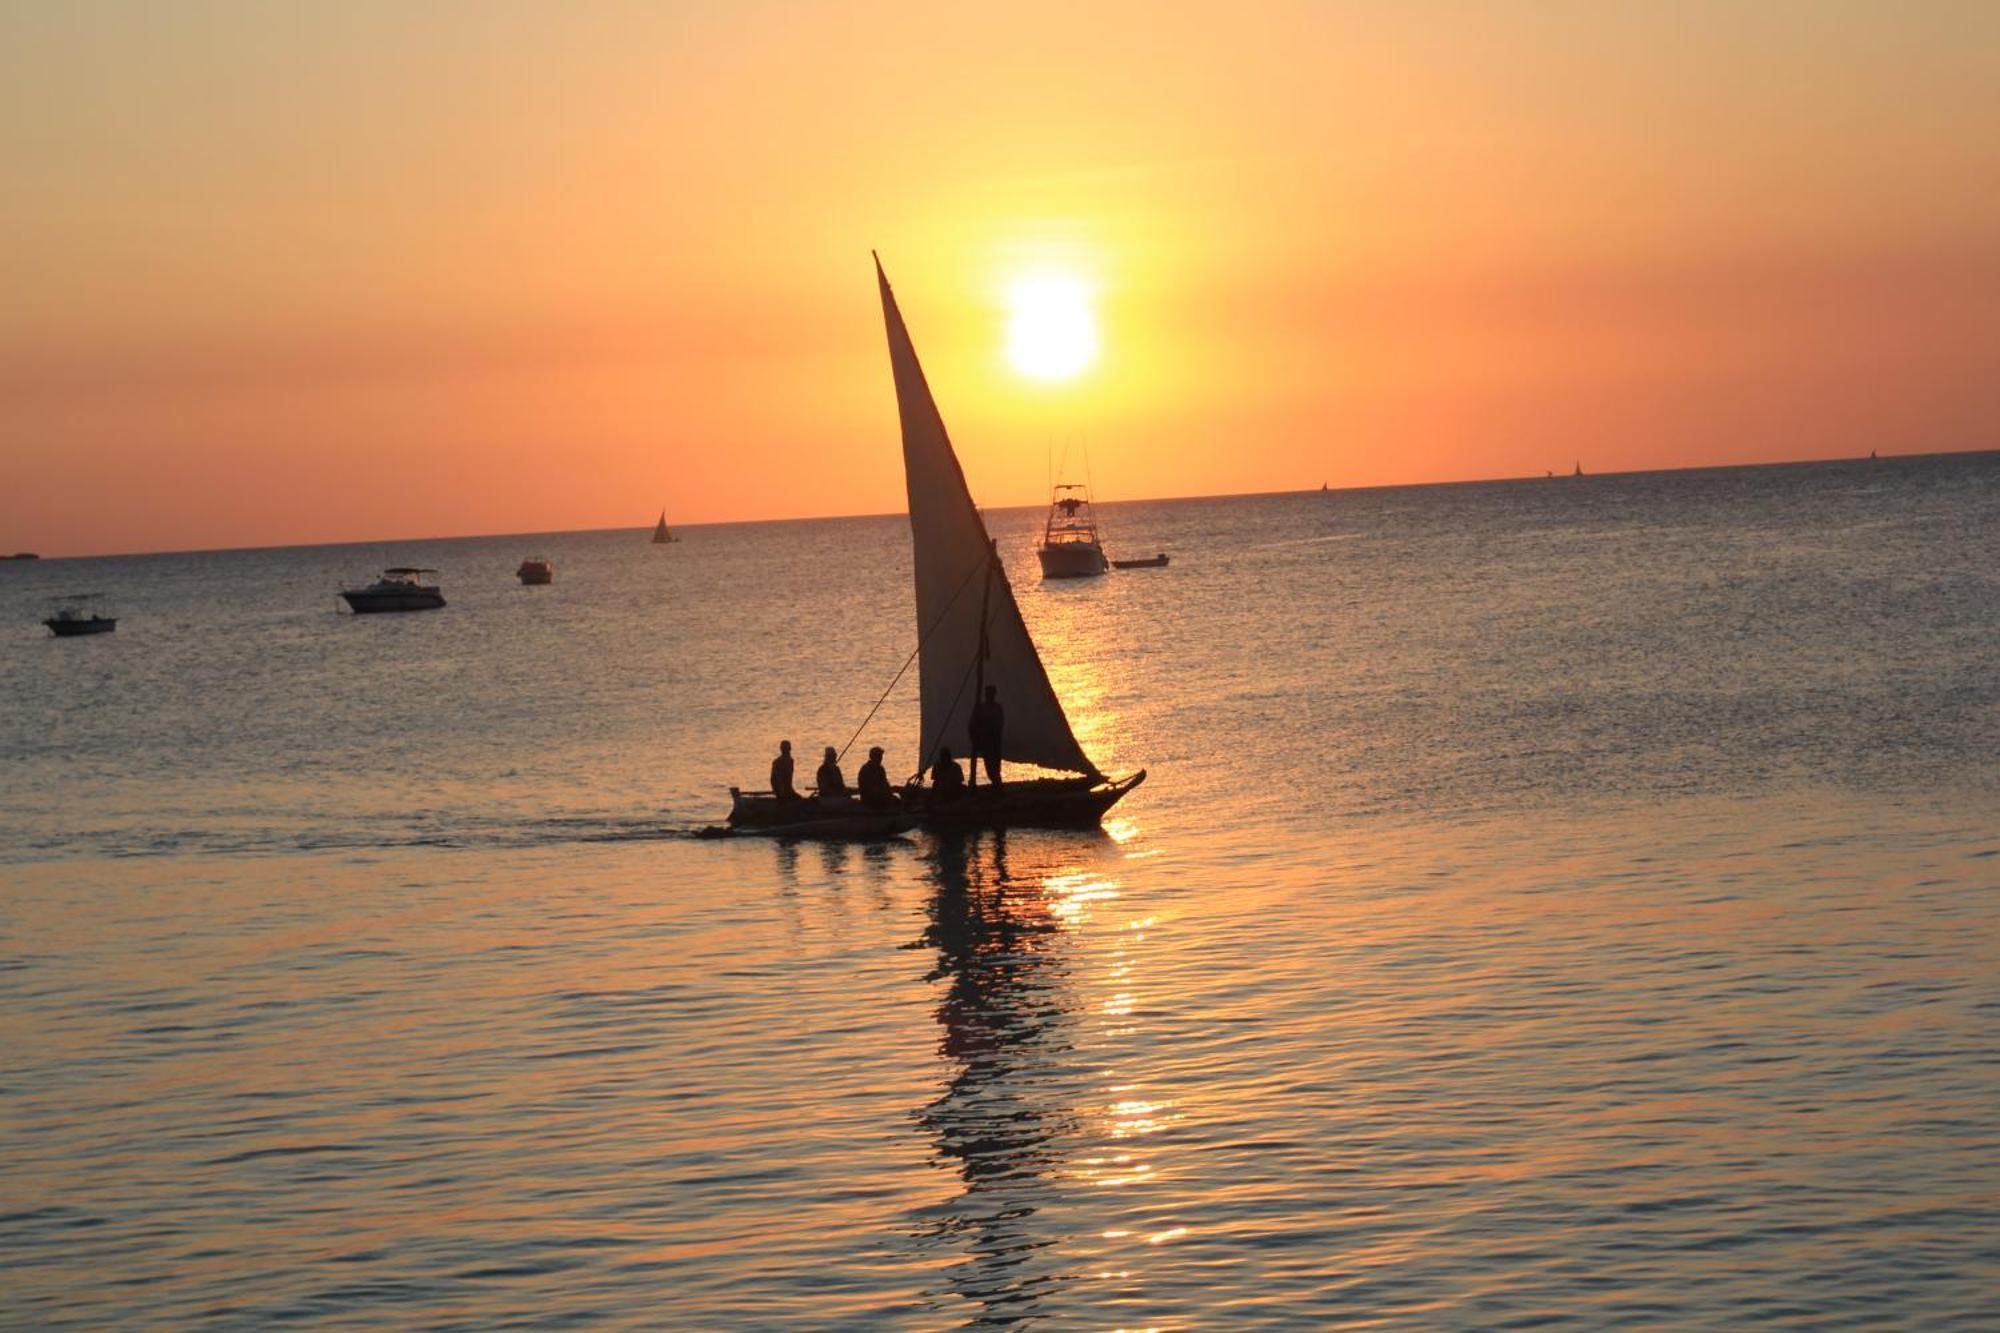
[{"xmin": 1004, "ymin": 273, "xmax": 1099, "ymax": 381}]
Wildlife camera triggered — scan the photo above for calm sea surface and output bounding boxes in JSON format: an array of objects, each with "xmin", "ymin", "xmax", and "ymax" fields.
[{"xmin": 4, "ymin": 454, "xmax": 1997, "ymax": 1328}]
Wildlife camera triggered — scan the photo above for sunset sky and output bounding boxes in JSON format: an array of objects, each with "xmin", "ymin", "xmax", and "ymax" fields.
[{"xmin": 4, "ymin": 1, "xmax": 1995, "ymax": 556}]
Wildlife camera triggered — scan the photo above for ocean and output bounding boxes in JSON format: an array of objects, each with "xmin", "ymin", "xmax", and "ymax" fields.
[{"xmin": 4, "ymin": 452, "xmax": 1997, "ymax": 1327}]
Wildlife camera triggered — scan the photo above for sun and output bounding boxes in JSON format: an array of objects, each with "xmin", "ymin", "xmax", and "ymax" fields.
[{"xmin": 1004, "ymin": 273, "xmax": 1099, "ymax": 382}]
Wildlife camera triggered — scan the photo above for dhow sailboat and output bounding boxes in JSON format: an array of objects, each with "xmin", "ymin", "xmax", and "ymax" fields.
[{"xmin": 724, "ymin": 257, "xmax": 1145, "ymax": 833}]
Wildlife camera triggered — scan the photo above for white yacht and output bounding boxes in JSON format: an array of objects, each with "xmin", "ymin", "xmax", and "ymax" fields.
[
  {"xmin": 1035, "ymin": 484, "xmax": 1109, "ymax": 579},
  {"xmin": 340, "ymin": 568, "xmax": 445, "ymax": 613}
]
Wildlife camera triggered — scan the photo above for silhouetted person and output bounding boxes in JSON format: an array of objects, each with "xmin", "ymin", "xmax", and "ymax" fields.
[
  {"xmin": 857, "ymin": 745, "xmax": 896, "ymax": 808},
  {"xmin": 770, "ymin": 740, "xmax": 797, "ymax": 802},
  {"xmin": 816, "ymin": 745, "xmax": 847, "ymax": 802},
  {"xmin": 967, "ymin": 685, "xmax": 1004, "ymax": 788},
  {"xmin": 931, "ymin": 747, "xmax": 965, "ymax": 801}
]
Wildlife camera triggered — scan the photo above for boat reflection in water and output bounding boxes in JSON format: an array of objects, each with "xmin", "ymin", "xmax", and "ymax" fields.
[{"xmin": 911, "ymin": 829, "xmax": 1174, "ymax": 1325}]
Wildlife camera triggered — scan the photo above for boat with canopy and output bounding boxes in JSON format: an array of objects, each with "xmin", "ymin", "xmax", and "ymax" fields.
[
  {"xmin": 43, "ymin": 593, "xmax": 116, "ymax": 636},
  {"xmin": 340, "ymin": 568, "xmax": 445, "ymax": 613},
  {"xmin": 724, "ymin": 257, "xmax": 1145, "ymax": 834},
  {"xmin": 1036, "ymin": 483, "xmax": 1110, "ymax": 578}
]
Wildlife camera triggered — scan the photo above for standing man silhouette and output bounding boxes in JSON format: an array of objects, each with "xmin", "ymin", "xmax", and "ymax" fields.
[
  {"xmin": 770, "ymin": 740, "xmax": 797, "ymax": 802},
  {"xmin": 967, "ymin": 684, "xmax": 1005, "ymax": 789}
]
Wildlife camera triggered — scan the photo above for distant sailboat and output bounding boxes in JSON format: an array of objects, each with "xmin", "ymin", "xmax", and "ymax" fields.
[
  {"xmin": 651, "ymin": 511, "xmax": 678, "ymax": 544},
  {"xmin": 1573, "ymin": 462, "xmax": 1584, "ymax": 477},
  {"xmin": 722, "ymin": 257, "xmax": 1145, "ymax": 833}
]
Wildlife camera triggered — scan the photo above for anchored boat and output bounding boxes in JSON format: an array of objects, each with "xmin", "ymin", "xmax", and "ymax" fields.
[
  {"xmin": 340, "ymin": 568, "xmax": 445, "ymax": 613},
  {"xmin": 516, "ymin": 556, "xmax": 553, "ymax": 585},
  {"xmin": 43, "ymin": 595, "xmax": 116, "ymax": 636},
  {"xmin": 1036, "ymin": 484, "xmax": 1109, "ymax": 578}
]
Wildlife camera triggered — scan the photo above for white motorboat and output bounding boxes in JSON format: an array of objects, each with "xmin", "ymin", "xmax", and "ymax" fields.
[
  {"xmin": 1035, "ymin": 484, "xmax": 1109, "ymax": 578},
  {"xmin": 340, "ymin": 568, "xmax": 445, "ymax": 613}
]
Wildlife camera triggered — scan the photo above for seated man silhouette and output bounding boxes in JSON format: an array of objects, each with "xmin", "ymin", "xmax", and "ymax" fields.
[
  {"xmin": 857, "ymin": 746, "xmax": 898, "ymax": 809},
  {"xmin": 815, "ymin": 745, "xmax": 848, "ymax": 804},
  {"xmin": 930, "ymin": 746, "xmax": 966, "ymax": 801}
]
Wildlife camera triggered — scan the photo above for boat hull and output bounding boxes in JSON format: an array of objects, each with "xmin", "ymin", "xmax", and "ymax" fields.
[
  {"xmin": 45, "ymin": 617, "xmax": 116, "ymax": 636},
  {"xmin": 909, "ymin": 770, "xmax": 1145, "ymax": 829},
  {"xmin": 727, "ymin": 789, "xmax": 914, "ymax": 839},
  {"xmin": 1112, "ymin": 554, "xmax": 1169, "ymax": 569},
  {"xmin": 517, "ymin": 566, "xmax": 553, "ymax": 585},
  {"xmin": 341, "ymin": 590, "xmax": 446, "ymax": 613},
  {"xmin": 1037, "ymin": 542, "xmax": 1108, "ymax": 579}
]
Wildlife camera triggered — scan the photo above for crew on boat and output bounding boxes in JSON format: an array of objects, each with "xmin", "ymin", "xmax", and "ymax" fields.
[
  {"xmin": 816, "ymin": 746, "xmax": 847, "ymax": 802},
  {"xmin": 968, "ymin": 685, "xmax": 1005, "ymax": 788},
  {"xmin": 857, "ymin": 746, "xmax": 897, "ymax": 809},
  {"xmin": 771, "ymin": 740, "xmax": 797, "ymax": 802},
  {"xmin": 930, "ymin": 747, "xmax": 966, "ymax": 801}
]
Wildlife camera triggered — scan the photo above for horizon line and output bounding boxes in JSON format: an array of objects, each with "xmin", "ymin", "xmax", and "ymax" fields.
[{"xmin": 14, "ymin": 446, "xmax": 1990, "ymax": 562}]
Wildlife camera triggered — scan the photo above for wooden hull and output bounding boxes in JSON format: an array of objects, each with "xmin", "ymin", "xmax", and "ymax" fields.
[
  {"xmin": 727, "ymin": 790, "xmax": 913, "ymax": 839},
  {"xmin": 45, "ymin": 617, "xmax": 116, "ymax": 636},
  {"xmin": 909, "ymin": 770, "xmax": 1145, "ymax": 829},
  {"xmin": 1112, "ymin": 554, "xmax": 1169, "ymax": 569}
]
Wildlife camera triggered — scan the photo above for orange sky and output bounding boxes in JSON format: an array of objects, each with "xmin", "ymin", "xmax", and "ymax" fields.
[{"xmin": 3, "ymin": 1, "xmax": 1995, "ymax": 556}]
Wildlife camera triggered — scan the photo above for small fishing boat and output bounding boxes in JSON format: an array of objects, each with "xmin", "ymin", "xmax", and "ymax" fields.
[
  {"xmin": 711, "ymin": 259, "xmax": 1145, "ymax": 833},
  {"xmin": 516, "ymin": 557, "xmax": 553, "ymax": 585},
  {"xmin": 44, "ymin": 599, "xmax": 116, "ymax": 636},
  {"xmin": 1036, "ymin": 484, "xmax": 1109, "ymax": 578},
  {"xmin": 1113, "ymin": 553, "xmax": 1170, "ymax": 570},
  {"xmin": 340, "ymin": 568, "xmax": 445, "ymax": 613},
  {"xmin": 711, "ymin": 259, "xmax": 1147, "ymax": 834},
  {"xmin": 651, "ymin": 511, "xmax": 679, "ymax": 544}
]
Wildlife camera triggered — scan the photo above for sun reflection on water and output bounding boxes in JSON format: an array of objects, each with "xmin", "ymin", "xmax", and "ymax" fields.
[{"xmin": 910, "ymin": 828, "xmax": 1181, "ymax": 1325}]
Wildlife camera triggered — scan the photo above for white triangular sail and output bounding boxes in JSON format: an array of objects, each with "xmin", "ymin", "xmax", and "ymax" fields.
[{"xmin": 876, "ymin": 256, "xmax": 1098, "ymax": 779}]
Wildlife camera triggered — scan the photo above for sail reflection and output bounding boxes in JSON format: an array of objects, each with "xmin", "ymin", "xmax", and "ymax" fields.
[{"xmin": 913, "ymin": 829, "xmax": 1171, "ymax": 1325}]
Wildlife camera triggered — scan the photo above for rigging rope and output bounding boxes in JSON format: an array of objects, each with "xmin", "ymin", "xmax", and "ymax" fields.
[{"xmin": 835, "ymin": 548, "xmax": 988, "ymax": 767}]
